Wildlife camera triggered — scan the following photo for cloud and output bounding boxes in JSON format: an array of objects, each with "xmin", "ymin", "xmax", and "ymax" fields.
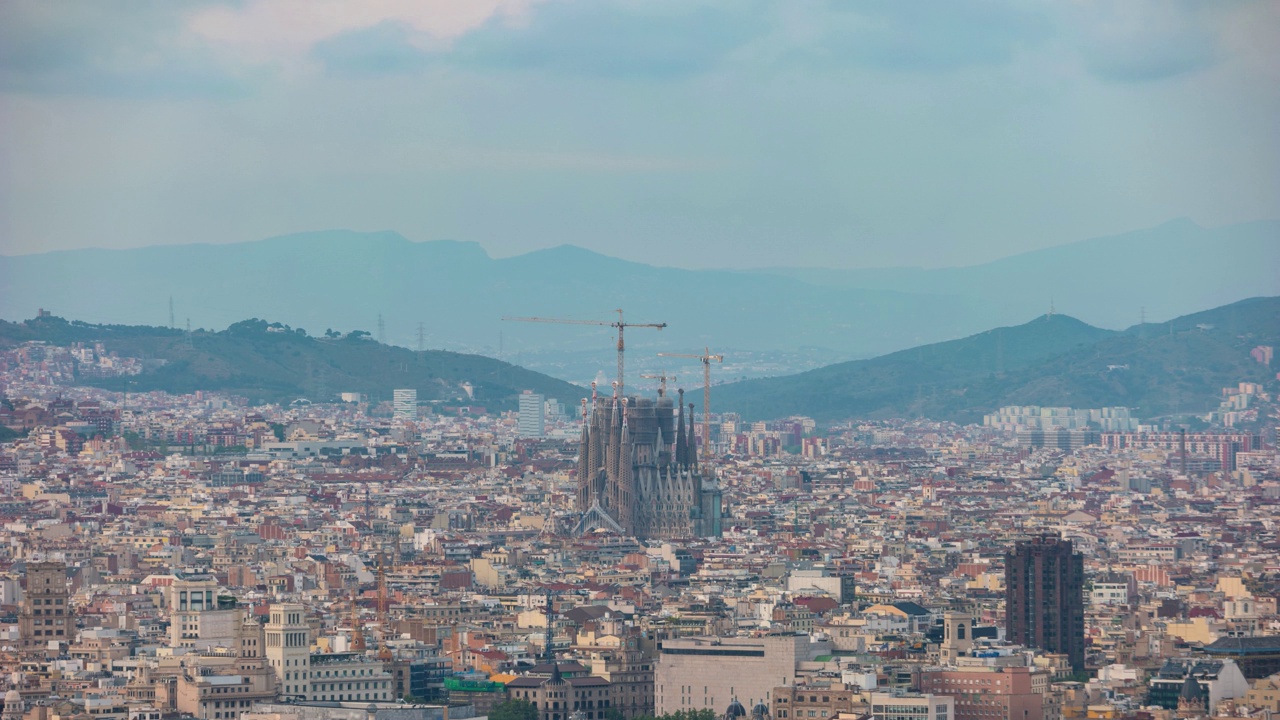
[
  {"xmin": 1063, "ymin": 0, "xmax": 1222, "ymax": 82},
  {"xmin": 310, "ymin": 21, "xmax": 434, "ymax": 76},
  {"xmin": 310, "ymin": 0, "xmax": 770, "ymax": 79},
  {"xmin": 447, "ymin": 0, "xmax": 770, "ymax": 78},
  {"xmin": 816, "ymin": 0, "xmax": 1054, "ymax": 72},
  {"xmin": 188, "ymin": 0, "xmax": 540, "ymax": 66},
  {"xmin": 0, "ymin": 0, "xmax": 1256, "ymax": 93},
  {"xmin": 0, "ymin": 1, "xmax": 250, "ymax": 97},
  {"xmin": 307, "ymin": 0, "xmax": 1050, "ymax": 79}
]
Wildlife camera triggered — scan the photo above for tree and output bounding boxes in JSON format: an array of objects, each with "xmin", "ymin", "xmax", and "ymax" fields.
[
  {"xmin": 490, "ymin": 699, "xmax": 539, "ymax": 720},
  {"xmin": 633, "ymin": 711, "xmax": 717, "ymax": 720}
]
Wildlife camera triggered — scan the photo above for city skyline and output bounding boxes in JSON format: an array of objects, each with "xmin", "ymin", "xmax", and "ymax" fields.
[{"xmin": 1, "ymin": 4, "xmax": 1278, "ymax": 720}]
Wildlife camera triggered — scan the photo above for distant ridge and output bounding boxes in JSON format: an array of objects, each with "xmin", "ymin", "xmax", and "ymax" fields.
[
  {"xmin": 1, "ymin": 219, "xmax": 1275, "ymax": 376},
  {"xmin": 0, "ymin": 315, "xmax": 585, "ymax": 409},
  {"xmin": 716, "ymin": 296, "xmax": 1280, "ymax": 423}
]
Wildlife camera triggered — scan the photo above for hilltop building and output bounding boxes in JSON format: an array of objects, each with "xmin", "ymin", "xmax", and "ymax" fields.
[{"xmin": 576, "ymin": 388, "xmax": 723, "ymax": 540}]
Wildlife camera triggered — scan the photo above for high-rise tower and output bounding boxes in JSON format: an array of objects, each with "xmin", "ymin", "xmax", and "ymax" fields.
[
  {"xmin": 19, "ymin": 561, "xmax": 72, "ymax": 656},
  {"xmin": 518, "ymin": 391, "xmax": 546, "ymax": 438},
  {"xmin": 265, "ymin": 603, "xmax": 312, "ymax": 701},
  {"xmin": 1005, "ymin": 535, "xmax": 1085, "ymax": 671},
  {"xmin": 392, "ymin": 388, "xmax": 416, "ymax": 421},
  {"xmin": 576, "ymin": 387, "xmax": 722, "ymax": 539}
]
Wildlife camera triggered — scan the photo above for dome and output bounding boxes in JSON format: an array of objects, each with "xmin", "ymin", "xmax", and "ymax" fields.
[
  {"xmin": 752, "ymin": 702, "xmax": 770, "ymax": 718},
  {"xmin": 726, "ymin": 700, "xmax": 747, "ymax": 719},
  {"xmin": 3, "ymin": 691, "xmax": 19, "ymax": 703}
]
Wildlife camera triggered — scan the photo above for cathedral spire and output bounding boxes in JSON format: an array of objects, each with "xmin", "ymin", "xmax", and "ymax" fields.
[
  {"xmin": 675, "ymin": 389, "xmax": 688, "ymax": 467},
  {"xmin": 687, "ymin": 403, "xmax": 699, "ymax": 473},
  {"xmin": 577, "ymin": 398, "xmax": 591, "ymax": 511}
]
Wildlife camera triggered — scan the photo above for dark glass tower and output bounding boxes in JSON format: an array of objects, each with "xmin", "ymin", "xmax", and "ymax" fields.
[{"xmin": 1005, "ymin": 535, "xmax": 1085, "ymax": 671}]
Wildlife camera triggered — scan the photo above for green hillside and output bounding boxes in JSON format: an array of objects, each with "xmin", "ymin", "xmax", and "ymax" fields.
[
  {"xmin": 716, "ymin": 297, "xmax": 1280, "ymax": 423},
  {"xmin": 0, "ymin": 316, "xmax": 586, "ymax": 409}
]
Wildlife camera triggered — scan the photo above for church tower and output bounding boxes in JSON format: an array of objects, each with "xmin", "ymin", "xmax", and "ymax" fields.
[
  {"xmin": 575, "ymin": 387, "xmax": 722, "ymax": 540},
  {"xmin": 1176, "ymin": 675, "xmax": 1205, "ymax": 719},
  {"xmin": 3, "ymin": 689, "xmax": 25, "ymax": 720},
  {"xmin": 940, "ymin": 612, "xmax": 973, "ymax": 664}
]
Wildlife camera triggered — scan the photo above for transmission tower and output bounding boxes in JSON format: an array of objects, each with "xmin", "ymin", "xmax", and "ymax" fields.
[
  {"xmin": 169, "ymin": 296, "xmax": 175, "ymax": 329},
  {"xmin": 417, "ymin": 322, "xmax": 425, "ymax": 352},
  {"xmin": 377, "ymin": 314, "xmax": 386, "ymax": 345}
]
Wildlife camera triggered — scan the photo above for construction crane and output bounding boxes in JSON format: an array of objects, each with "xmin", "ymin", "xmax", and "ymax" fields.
[
  {"xmin": 657, "ymin": 348, "xmax": 723, "ymax": 464},
  {"xmin": 376, "ymin": 543, "xmax": 392, "ymax": 661},
  {"xmin": 502, "ymin": 309, "xmax": 666, "ymax": 398},
  {"xmin": 640, "ymin": 372, "xmax": 677, "ymax": 397}
]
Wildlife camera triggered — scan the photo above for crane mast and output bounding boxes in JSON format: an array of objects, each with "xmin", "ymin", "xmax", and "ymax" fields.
[
  {"xmin": 502, "ymin": 309, "xmax": 666, "ymax": 397},
  {"xmin": 640, "ymin": 372, "xmax": 677, "ymax": 397},
  {"xmin": 657, "ymin": 347, "xmax": 723, "ymax": 464}
]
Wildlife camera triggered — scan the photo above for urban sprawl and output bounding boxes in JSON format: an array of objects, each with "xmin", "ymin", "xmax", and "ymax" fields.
[{"xmin": 1, "ymin": 339, "xmax": 1278, "ymax": 720}]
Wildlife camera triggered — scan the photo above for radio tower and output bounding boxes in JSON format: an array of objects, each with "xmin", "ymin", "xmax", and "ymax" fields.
[
  {"xmin": 416, "ymin": 322, "xmax": 425, "ymax": 352},
  {"xmin": 377, "ymin": 314, "xmax": 386, "ymax": 345},
  {"xmin": 168, "ymin": 296, "xmax": 175, "ymax": 329}
]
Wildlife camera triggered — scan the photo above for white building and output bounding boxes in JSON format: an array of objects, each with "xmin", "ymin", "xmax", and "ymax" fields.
[
  {"xmin": 168, "ymin": 578, "xmax": 239, "ymax": 650},
  {"xmin": 655, "ymin": 635, "xmax": 831, "ymax": 714},
  {"xmin": 787, "ymin": 568, "xmax": 846, "ymax": 602},
  {"xmin": 392, "ymin": 389, "xmax": 417, "ymax": 421},
  {"xmin": 869, "ymin": 692, "xmax": 954, "ymax": 720},
  {"xmin": 308, "ymin": 651, "xmax": 394, "ymax": 703},
  {"xmin": 984, "ymin": 406, "xmax": 1139, "ymax": 432},
  {"xmin": 518, "ymin": 391, "xmax": 545, "ymax": 438},
  {"xmin": 1090, "ymin": 581, "xmax": 1131, "ymax": 607}
]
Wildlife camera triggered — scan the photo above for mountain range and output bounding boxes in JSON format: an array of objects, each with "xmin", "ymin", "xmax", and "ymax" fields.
[
  {"xmin": 716, "ymin": 296, "xmax": 1280, "ymax": 423},
  {"xmin": 2, "ymin": 296, "xmax": 1275, "ymax": 425},
  {"xmin": 2, "ymin": 218, "xmax": 1275, "ymax": 381}
]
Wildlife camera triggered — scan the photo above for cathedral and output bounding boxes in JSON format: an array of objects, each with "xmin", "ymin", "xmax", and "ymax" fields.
[{"xmin": 575, "ymin": 386, "xmax": 723, "ymax": 540}]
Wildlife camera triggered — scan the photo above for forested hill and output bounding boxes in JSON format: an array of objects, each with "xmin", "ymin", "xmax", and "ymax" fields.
[{"xmin": 0, "ymin": 315, "xmax": 586, "ymax": 409}]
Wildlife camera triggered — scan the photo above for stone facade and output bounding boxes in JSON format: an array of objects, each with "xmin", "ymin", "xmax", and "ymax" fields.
[{"xmin": 576, "ymin": 389, "xmax": 722, "ymax": 540}]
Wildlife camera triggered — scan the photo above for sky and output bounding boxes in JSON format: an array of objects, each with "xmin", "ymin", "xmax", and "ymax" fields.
[{"xmin": 0, "ymin": 0, "xmax": 1277, "ymax": 269}]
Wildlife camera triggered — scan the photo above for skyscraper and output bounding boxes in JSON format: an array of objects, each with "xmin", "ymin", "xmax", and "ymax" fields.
[
  {"xmin": 1005, "ymin": 535, "xmax": 1085, "ymax": 671},
  {"xmin": 577, "ymin": 387, "xmax": 723, "ymax": 540},
  {"xmin": 392, "ymin": 388, "xmax": 417, "ymax": 420},
  {"xmin": 518, "ymin": 391, "xmax": 545, "ymax": 438}
]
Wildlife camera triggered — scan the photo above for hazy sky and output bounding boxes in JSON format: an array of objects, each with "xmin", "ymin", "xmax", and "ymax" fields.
[{"xmin": 1, "ymin": 0, "xmax": 1277, "ymax": 268}]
